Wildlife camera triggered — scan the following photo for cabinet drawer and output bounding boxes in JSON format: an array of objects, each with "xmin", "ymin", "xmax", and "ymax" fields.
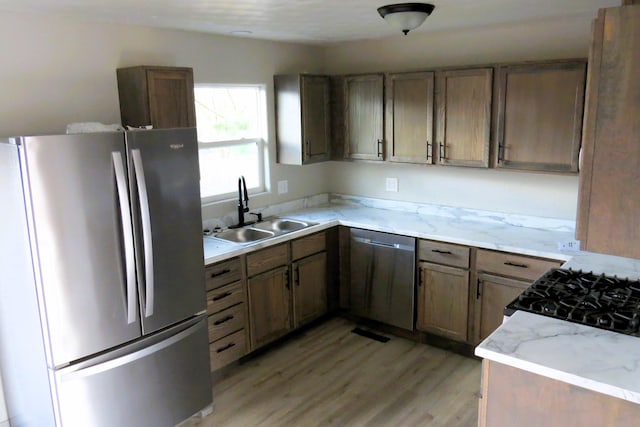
[
  {"xmin": 247, "ymin": 243, "xmax": 288, "ymax": 276},
  {"xmin": 418, "ymin": 240, "xmax": 470, "ymax": 268},
  {"xmin": 208, "ymin": 304, "xmax": 245, "ymax": 343},
  {"xmin": 209, "ymin": 329, "xmax": 246, "ymax": 372},
  {"xmin": 205, "ymin": 257, "xmax": 242, "ymax": 291},
  {"xmin": 476, "ymin": 249, "xmax": 561, "ymax": 281},
  {"xmin": 206, "ymin": 281, "xmax": 244, "ymax": 315},
  {"xmin": 291, "ymin": 232, "xmax": 326, "ymax": 260}
]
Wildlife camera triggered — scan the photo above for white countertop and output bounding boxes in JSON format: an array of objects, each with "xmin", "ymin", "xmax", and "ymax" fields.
[
  {"xmin": 204, "ymin": 195, "xmax": 640, "ymax": 280},
  {"xmin": 203, "ymin": 194, "xmax": 640, "ymax": 403},
  {"xmin": 476, "ymin": 311, "xmax": 640, "ymax": 403}
]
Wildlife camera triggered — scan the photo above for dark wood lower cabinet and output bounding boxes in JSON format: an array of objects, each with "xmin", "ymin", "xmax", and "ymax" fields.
[
  {"xmin": 474, "ymin": 274, "xmax": 529, "ymax": 343},
  {"xmin": 247, "ymin": 266, "xmax": 292, "ymax": 350},
  {"xmin": 479, "ymin": 360, "xmax": 640, "ymax": 427},
  {"xmin": 417, "ymin": 262, "xmax": 470, "ymax": 342},
  {"xmin": 293, "ymin": 252, "xmax": 327, "ymax": 328}
]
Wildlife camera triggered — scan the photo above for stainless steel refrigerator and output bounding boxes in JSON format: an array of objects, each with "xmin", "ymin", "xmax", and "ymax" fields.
[{"xmin": 0, "ymin": 128, "xmax": 212, "ymax": 427}]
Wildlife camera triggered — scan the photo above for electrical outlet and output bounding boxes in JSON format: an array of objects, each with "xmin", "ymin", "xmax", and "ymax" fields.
[
  {"xmin": 557, "ymin": 240, "xmax": 581, "ymax": 251},
  {"xmin": 277, "ymin": 180, "xmax": 288, "ymax": 194},
  {"xmin": 385, "ymin": 177, "xmax": 399, "ymax": 192}
]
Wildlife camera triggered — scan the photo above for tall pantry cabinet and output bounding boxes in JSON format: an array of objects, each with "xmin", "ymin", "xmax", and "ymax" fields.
[{"xmin": 577, "ymin": 5, "xmax": 640, "ymax": 259}]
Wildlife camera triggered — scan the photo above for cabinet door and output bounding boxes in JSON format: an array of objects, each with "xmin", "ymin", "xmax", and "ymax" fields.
[
  {"xmin": 435, "ymin": 68, "xmax": 492, "ymax": 167},
  {"xmin": 344, "ymin": 74, "xmax": 384, "ymax": 160},
  {"xmin": 496, "ymin": 61, "xmax": 586, "ymax": 172},
  {"xmin": 146, "ymin": 68, "xmax": 196, "ymax": 128},
  {"xmin": 577, "ymin": 6, "xmax": 640, "ymax": 259},
  {"xmin": 386, "ymin": 72, "xmax": 435, "ymax": 164},
  {"xmin": 475, "ymin": 274, "xmax": 529, "ymax": 343},
  {"xmin": 293, "ymin": 252, "xmax": 327, "ymax": 328},
  {"xmin": 302, "ymin": 76, "xmax": 331, "ymax": 163},
  {"xmin": 417, "ymin": 262, "xmax": 470, "ymax": 342},
  {"xmin": 247, "ymin": 266, "xmax": 291, "ymax": 350}
]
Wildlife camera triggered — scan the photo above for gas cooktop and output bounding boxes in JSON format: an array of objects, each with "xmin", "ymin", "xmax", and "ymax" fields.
[{"xmin": 505, "ymin": 268, "xmax": 640, "ymax": 336}]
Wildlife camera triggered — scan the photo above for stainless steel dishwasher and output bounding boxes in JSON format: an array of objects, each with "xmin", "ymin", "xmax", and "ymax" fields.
[{"xmin": 349, "ymin": 228, "xmax": 416, "ymax": 330}]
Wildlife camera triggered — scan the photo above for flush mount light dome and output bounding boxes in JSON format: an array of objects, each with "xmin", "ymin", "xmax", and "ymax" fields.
[{"xmin": 377, "ymin": 3, "xmax": 435, "ymax": 35}]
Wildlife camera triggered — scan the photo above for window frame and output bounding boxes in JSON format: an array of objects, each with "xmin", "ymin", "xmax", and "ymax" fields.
[{"xmin": 194, "ymin": 83, "xmax": 268, "ymax": 204}]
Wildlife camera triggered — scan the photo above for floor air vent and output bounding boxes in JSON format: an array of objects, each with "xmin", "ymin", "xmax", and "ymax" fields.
[{"xmin": 351, "ymin": 328, "xmax": 390, "ymax": 343}]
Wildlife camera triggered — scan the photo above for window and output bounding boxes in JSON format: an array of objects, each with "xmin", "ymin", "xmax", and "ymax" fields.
[{"xmin": 195, "ymin": 84, "xmax": 267, "ymax": 202}]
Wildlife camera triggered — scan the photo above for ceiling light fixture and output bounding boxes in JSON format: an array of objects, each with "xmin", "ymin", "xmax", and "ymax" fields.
[{"xmin": 377, "ymin": 3, "xmax": 435, "ymax": 35}]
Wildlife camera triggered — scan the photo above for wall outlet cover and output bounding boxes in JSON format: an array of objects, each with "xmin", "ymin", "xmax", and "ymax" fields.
[
  {"xmin": 385, "ymin": 177, "xmax": 399, "ymax": 192},
  {"xmin": 557, "ymin": 240, "xmax": 581, "ymax": 251}
]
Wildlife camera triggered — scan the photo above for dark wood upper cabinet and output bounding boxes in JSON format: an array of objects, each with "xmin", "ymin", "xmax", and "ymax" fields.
[
  {"xmin": 344, "ymin": 74, "xmax": 385, "ymax": 161},
  {"xmin": 577, "ymin": 5, "xmax": 640, "ymax": 259},
  {"xmin": 495, "ymin": 60, "xmax": 586, "ymax": 172},
  {"xmin": 435, "ymin": 68, "xmax": 493, "ymax": 168},
  {"xmin": 385, "ymin": 72, "xmax": 435, "ymax": 164},
  {"xmin": 116, "ymin": 66, "xmax": 196, "ymax": 129},
  {"xmin": 274, "ymin": 74, "xmax": 331, "ymax": 165}
]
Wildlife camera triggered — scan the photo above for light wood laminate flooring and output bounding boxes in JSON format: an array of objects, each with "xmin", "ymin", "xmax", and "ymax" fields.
[{"xmin": 184, "ymin": 317, "xmax": 481, "ymax": 427}]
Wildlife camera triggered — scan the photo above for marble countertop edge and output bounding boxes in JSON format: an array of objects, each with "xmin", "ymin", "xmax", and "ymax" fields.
[{"xmin": 475, "ymin": 345, "xmax": 640, "ymax": 404}]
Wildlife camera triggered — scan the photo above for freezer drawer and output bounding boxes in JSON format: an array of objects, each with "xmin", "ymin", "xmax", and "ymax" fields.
[{"xmin": 54, "ymin": 316, "xmax": 211, "ymax": 427}]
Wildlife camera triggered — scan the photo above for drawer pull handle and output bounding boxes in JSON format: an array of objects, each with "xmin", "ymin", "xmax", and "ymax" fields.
[
  {"xmin": 504, "ymin": 261, "xmax": 528, "ymax": 268},
  {"xmin": 210, "ymin": 268, "xmax": 231, "ymax": 278},
  {"xmin": 212, "ymin": 291, "xmax": 232, "ymax": 301},
  {"xmin": 431, "ymin": 249, "xmax": 452, "ymax": 255},
  {"xmin": 216, "ymin": 342, "xmax": 236, "ymax": 353},
  {"xmin": 213, "ymin": 315, "xmax": 234, "ymax": 325}
]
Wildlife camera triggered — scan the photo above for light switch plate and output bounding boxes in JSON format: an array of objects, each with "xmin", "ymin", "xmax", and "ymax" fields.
[
  {"xmin": 385, "ymin": 177, "xmax": 398, "ymax": 192},
  {"xmin": 277, "ymin": 180, "xmax": 288, "ymax": 194}
]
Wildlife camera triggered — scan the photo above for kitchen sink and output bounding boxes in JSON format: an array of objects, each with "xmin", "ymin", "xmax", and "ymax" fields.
[
  {"xmin": 252, "ymin": 218, "xmax": 311, "ymax": 233},
  {"xmin": 210, "ymin": 217, "xmax": 316, "ymax": 245},
  {"xmin": 214, "ymin": 227, "xmax": 275, "ymax": 243}
]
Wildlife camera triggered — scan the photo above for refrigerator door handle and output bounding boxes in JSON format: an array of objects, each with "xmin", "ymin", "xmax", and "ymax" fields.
[
  {"xmin": 112, "ymin": 152, "xmax": 137, "ymax": 325},
  {"xmin": 56, "ymin": 317, "xmax": 204, "ymax": 381},
  {"xmin": 131, "ymin": 149, "xmax": 154, "ymax": 318}
]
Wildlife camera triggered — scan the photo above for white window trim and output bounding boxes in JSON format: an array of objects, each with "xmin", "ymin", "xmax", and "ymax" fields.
[{"xmin": 195, "ymin": 83, "xmax": 269, "ymax": 204}]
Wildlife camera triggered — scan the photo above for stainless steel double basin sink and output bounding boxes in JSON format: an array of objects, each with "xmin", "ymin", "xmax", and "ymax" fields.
[{"xmin": 211, "ymin": 218, "xmax": 315, "ymax": 244}]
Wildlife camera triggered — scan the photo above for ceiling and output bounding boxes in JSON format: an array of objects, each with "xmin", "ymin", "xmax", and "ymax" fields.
[{"xmin": 0, "ymin": 0, "xmax": 621, "ymax": 45}]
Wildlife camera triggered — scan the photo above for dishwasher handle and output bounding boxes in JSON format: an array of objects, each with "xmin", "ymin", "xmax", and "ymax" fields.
[{"xmin": 352, "ymin": 236, "xmax": 414, "ymax": 252}]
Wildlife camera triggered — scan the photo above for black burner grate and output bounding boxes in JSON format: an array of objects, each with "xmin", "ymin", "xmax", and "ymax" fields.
[{"xmin": 506, "ymin": 268, "xmax": 640, "ymax": 336}]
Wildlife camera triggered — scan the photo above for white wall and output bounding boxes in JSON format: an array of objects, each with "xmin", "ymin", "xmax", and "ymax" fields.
[
  {"xmin": 0, "ymin": 12, "xmax": 328, "ymax": 220},
  {"xmin": 321, "ymin": 14, "xmax": 594, "ymax": 220},
  {"xmin": 0, "ymin": 371, "xmax": 6, "ymax": 425},
  {"xmin": 0, "ymin": 11, "xmax": 595, "ymax": 221}
]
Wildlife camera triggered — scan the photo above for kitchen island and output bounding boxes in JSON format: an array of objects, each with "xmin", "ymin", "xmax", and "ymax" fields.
[{"xmin": 475, "ymin": 311, "xmax": 640, "ymax": 425}]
